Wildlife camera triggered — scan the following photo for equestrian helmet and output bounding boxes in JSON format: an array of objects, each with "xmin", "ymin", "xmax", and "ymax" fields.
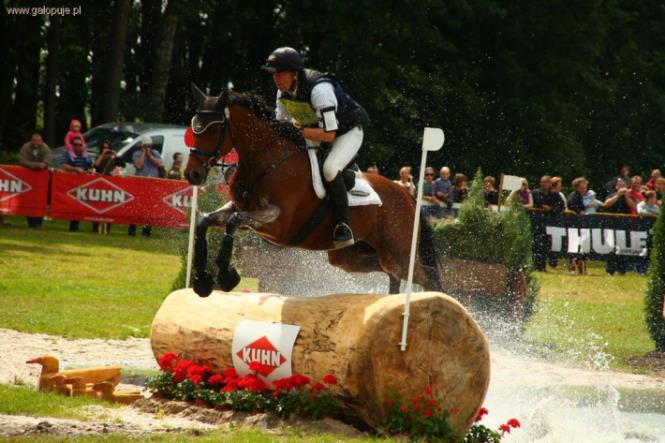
[{"xmin": 261, "ymin": 47, "xmax": 303, "ymax": 73}]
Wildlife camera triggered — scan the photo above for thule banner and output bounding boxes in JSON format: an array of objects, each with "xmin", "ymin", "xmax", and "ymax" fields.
[
  {"xmin": 0, "ymin": 165, "xmax": 49, "ymax": 217},
  {"xmin": 50, "ymin": 172, "xmax": 193, "ymax": 227},
  {"xmin": 528, "ymin": 211, "xmax": 656, "ymax": 261}
]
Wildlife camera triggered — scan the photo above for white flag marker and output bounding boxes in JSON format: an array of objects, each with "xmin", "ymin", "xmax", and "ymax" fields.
[
  {"xmin": 185, "ymin": 185, "xmax": 199, "ymax": 288},
  {"xmin": 400, "ymin": 128, "xmax": 444, "ymax": 351}
]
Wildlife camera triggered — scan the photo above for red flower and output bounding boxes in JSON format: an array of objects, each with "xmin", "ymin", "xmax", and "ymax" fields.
[
  {"xmin": 385, "ymin": 398, "xmax": 395, "ymax": 407},
  {"xmin": 189, "ymin": 374, "xmax": 202, "ymax": 384},
  {"xmin": 475, "ymin": 407, "xmax": 488, "ymax": 422},
  {"xmin": 223, "ymin": 368, "xmax": 237, "ymax": 379},
  {"xmin": 158, "ymin": 352, "xmax": 178, "ymax": 371},
  {"xmin": 427, "ymin": 399, "xmax": 438, "ymax": 407},
  {"xmin": 399, "ymin": 405, "xmax": 409, "ymax": 413},
  {"xmin": 507, "ymin": 418, "xmax": 521, "ymax": 428},
  {"xmin": 272, "ymin": 389, "xmax": 282, "ymax": 397},
  {"xmin": 423, "ymin": 408, "xmax": 433, "ymax": 417},
  {"xmin": 173, "ymin": 360, "xmax": 193, "ymax": 383},
  {"xmin": 312, "ymin": 382, "xmax": 325, "ymax": 390},
  {"xmin": 247, "ymin": 378, "xmax": 268, "ymax": 392},
  {"xmin": 248, "ymin": 361, "xmax": 263, "ymax": 372},
  {"xmin": 272, "ymin": 377, "xmax": 294, "ymax": 391},
  {"xmin": 499, "ymin": 424, "xmax": 511, "ymax": 434},
  {"xmin": 207, "ymin": 374, "xmax": 225, "ymax": 385},
  {"xmin": 423, "ymin": 385, "xmax": 433, "ymax": 395},
  {"xmin": 323, "ymin": 374, "xmax": 337, "ymax": 385},
  {"xmin": 410, "ymin": 395, "xmax": 422, "ymax": 404},
  {"xmin": 292, "ymin": 374, "xmax": 311, "ymax": 387},
  {"xmin": 413, "ymin": 405, "xmax": 421, "ymax": 412},
  {"xmin": 221, "ymin": 383, "xmax": 237, "ymax": 393}
]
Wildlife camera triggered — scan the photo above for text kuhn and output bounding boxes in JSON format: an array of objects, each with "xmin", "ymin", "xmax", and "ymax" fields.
[
  {"xmin": 0, "ymin": 179, "xmax": 22, "ymax": 193},
  {"xmin": 238, "ymin": 347, "xmax": 282, "ymax": 366},
  {"xmin": 75, "ymin": 188, "xmax": 126, "ymax": 203},
  {"xmin": 546, "ymin": 226, "xmax": 649, "ymax": 256}
]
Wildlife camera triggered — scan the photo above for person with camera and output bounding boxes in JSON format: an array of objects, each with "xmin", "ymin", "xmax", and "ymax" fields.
[
  {"xmin": 128, "ymin": 136, "xmax": 163, "ymax": 237},
  {"xmin": 93, "ymin": 140, "xmax": 119, "ymax": 176},
  {"xmin": 602, "ymin": 178, "xmax": 636, "ymax": 275}
]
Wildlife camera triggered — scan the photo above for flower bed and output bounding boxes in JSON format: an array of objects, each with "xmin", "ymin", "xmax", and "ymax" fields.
[{"xmin": 147, "ymin": 352, "xmax": 520, "ymax": 441}]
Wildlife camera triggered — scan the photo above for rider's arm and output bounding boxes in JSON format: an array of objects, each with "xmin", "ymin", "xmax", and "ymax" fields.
[
  {"xmin": 307, "ymin": 82, "xmax": 338, "ymax": 143},
  {"xmin": 275, "ymin": 90, "xmax": 290, "ymax": 122}
]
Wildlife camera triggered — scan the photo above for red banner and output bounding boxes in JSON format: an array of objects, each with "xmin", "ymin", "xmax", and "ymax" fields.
[
  {"xmin": 0, "ymin": 165, "xmax": 49, "ymax": 217},
  {"xmin": 50, "ymin": 172, "xmax": 192, "ymax": 228}
]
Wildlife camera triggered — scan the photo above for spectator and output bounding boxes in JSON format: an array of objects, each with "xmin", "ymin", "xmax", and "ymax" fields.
[
  {"xmin": 646, "ymin": 169, "xmax": 661, "ymax": 191},
  {"xmin": 167, "ymin": 153, "xmax": 184, "ymax": 180},
  {"xmin": 64, "ymin": 119, "xmax": 86, "ymax": 154},
  {"xmin": 420, "ymin": 166, "xmax": 441, "ymax": 221},
  {"xmin": 532, "ymin": 175, "xmax": 564, "ymax": 214},
  {"xmin": 551, "ymin": 177, "xmax": 568, "ymax": 211},
  {"xmin": 567, "ymin": 177, "xmax": 588, "ymax": 214},
  {"xmin": 627, "ymin": 175, "xmax": 645, "ymax": 214},
  {"xmin": 603, "ymin": 178, "xmax": 635, "ymax": 275},
  {"xmin": 93, "ymin": 140, "xmax": 119, "ymax": 176},
  {"xmin": 432, "ymin": 166, "xmax": 453, "ymax": 216},
  {"xmin": 507, "ymin": 178, "xmax": 534, "ymax": 208},
  {"xmin": 483, "ymin": 176, "xmax": 498, "ymax": 206},
  {"xmin": 637, "ymin": 191, "xmax": 660, "ymax": 217},
  {"xmin": 128, "ymin": 136, "xmax": 163, "ymax": 237},
  {"xmin": 451, "ymin": 173, "xmax": 468, "ymax": 203},
  {"xmin": 59, "ymin": 136, "xmax": 94, "ymax": 232},
  {"xmin": 393, "ymin": 166, "xmax": 415, "ymax": 198},
  {"xmin": 366, "ymin": 163, "xmax": 380, "ymax": 175},
  {"xmin": 18, "ymin": 132, "xmax": 52, "ymax": 228},
  {"xmin": 605, "ymin": 164, "xmax": 632, "ymax": 196},
  {"xmin": 655, "ymin": 177, "xmax": 665, "ymax": 203}
]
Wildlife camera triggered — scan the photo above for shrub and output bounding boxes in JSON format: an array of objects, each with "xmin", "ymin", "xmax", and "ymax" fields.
[
  {"xmin": 645, "ymin": 208, "xmax": 665, "ymax": 350},
  {"xmin": 431, "ymin": 169, "xmax": 538, "ymax": 319}
]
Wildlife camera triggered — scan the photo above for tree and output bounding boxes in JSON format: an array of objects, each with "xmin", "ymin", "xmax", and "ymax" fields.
[
  {"xmin": 645, "ymin": 209, "xmax": 665, "ymax": 351},
  {"xmin": 100, "ymin": 0, "xmax": 131, "ymax": 123},
  {"xmin": 43, "ymin": 16, "xmax": 62, "ymax": 147}
]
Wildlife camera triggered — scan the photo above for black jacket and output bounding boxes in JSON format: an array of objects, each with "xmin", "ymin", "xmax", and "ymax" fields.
[{"xmin": 532, "ymin": 189, "xmax": 564, "ymax": 213}]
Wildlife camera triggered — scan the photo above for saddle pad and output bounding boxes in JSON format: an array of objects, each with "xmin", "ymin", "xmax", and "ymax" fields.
[{"xmin": 307, "ymin": 149, "xmax": 382, "ymax": 207}]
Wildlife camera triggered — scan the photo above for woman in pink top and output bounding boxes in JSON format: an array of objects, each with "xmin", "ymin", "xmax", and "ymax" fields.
[
  {"xmin": 507, "ymin": 178, "xmax": 534, "ymax": 208},
  {"xmin": 64, "ymin": 119, "xmax": 87, "ymax": 153}
]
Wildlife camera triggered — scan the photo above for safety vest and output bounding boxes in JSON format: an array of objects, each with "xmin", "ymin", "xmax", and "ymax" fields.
[{"xmin": 279, "ymin": 69, "xmax": 369, "ymax": 135}]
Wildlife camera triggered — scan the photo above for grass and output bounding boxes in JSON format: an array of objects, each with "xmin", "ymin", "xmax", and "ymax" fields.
[
  {"xmin": 0, "ymin": 384, "xmax": 117, "ymax": 420},
  {"xmin": 0, "ymin": 428, "xmax": 391, "ymax": 442},
  {"xmin": 526, "ymin": 262, "xmax": 652, "ymax": 370},
  {"xmin": 0, "ymin": 216, "xmax": 257, "ymax": 339}
]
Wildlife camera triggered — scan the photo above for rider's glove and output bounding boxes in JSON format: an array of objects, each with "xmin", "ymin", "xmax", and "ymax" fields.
[{"xmin": 271, "ymin": 121, "xmax": 303, "ymax": 141}]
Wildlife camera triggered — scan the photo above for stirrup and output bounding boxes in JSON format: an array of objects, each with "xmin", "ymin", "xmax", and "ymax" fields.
[{"xmin": 333, "ymin": 222, "xmax": 354, "ymax": 249}]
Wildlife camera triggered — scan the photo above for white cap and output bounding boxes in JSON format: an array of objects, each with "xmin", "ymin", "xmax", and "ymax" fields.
[{"xmin": 140, "ymin": 136, "xmax": 153, "ymax": 146}]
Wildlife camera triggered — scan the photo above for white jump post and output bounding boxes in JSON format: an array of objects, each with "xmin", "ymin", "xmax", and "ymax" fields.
[
  {"xmin": 185, "ymin": 185, "xmax": 199, "ymax": 288},
  {"xmin": 400, "ymin": 127, "xmax": 445, "ymax": 352}
]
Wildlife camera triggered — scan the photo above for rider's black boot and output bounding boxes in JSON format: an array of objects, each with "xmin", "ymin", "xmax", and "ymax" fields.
[{"xmin": 328, "ymin": 171, "xmax": 354, "ymax": 248}]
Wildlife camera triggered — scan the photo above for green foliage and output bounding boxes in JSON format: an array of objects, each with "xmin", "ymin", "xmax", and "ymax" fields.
[{"xmin": 645, "ymin": 208, "xmax": 665, "ymax": 350}]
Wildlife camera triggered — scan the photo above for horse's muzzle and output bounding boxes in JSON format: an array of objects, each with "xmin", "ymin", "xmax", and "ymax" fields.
[{"xmin": 185, "ymin": 169, "xmax": 206, "ymax": 186}]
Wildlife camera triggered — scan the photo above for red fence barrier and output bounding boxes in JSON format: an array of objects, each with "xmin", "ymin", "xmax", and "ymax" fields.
[
  {"xmin": 50, "ymin": 171, "xmax": 193, "ymax": 228},
  {"xmin": 0, "ymin": 165, "xmax": 49, "ymax": 217}
]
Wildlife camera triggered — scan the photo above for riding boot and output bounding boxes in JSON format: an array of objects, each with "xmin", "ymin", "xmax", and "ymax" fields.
[{"xmin": 327, "ymin": 171, "xmax": 354, "ymax": 248}]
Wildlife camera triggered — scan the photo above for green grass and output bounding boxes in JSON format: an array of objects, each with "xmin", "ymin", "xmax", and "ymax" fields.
[
  {"xmin": 0, "ymin": 217, "xmax": 257, "ymax": 339},
  {"xmin": 0, "ymin": 384, "xmax": 117, "ymax": 420},
  {"xmin": 526, "ymin": 263, "xmax": 652, "ymax": 369},
  {"xmin": 0, "ymin": 428, "xmax": 390, "ymax": 442}
]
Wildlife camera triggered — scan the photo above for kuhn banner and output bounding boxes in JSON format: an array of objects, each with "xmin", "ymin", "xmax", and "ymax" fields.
[
  {"xmin": 231, "ymin": 320, "xmax": 301, "ymax": 383},
  {"xmin": 0, "ymin": 165, "xmax": 49, "ymax": 217},
  {"xmin": 50, "ymin": 172, "xmax": 193, "ymax": 227}
]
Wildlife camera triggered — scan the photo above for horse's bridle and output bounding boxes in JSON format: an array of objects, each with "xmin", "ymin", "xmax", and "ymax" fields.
[{"xmin": 189, "ymin": 109, "xmax": 235, "ymax": 169}]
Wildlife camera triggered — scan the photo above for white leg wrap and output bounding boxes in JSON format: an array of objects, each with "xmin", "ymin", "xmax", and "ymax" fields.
[{"xmin": 322, "ymin": 127, "xmax": 363, "ymax": 182}]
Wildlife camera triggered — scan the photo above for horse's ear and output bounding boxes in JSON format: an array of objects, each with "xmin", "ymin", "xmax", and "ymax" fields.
[
  {"xmin": 214, "ymin": 89, "xmax": 229, "ymax": 113},
  {"xmin": 191, "ymin": 82, "xmax": 207, "ymax": 108}
]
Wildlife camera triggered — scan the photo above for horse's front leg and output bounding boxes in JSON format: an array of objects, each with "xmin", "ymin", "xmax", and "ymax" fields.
[
  {"xmin": 192, "ymin": 201, "xmax": 236, "ymax": 297},
  {"xmin": 214, "ymin": 212, "xmax": 245, "ymax": 291}
]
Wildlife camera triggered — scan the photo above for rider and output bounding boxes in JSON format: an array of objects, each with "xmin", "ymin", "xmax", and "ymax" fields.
[{"xmin": 261, "ymin": 46, "xmax": 369, "ymax": 248}]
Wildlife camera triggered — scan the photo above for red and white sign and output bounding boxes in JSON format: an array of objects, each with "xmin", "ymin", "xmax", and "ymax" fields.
[
  {"xmin": 0, "ymin": 165, "xmax": 49, "ymax": 217},
  {"xmin": 231, "ymin": 320, "xmax": 300, "ymax": 382},
  {"xmin": 50, "ymin": 172, "xmax": 192, "ymax": 227}
]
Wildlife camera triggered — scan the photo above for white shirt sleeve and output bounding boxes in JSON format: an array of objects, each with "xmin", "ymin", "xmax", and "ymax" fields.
[
  {"xmin": 275, "ymin": 90, "xmax": 290, "ymax": 122},
  {"xmin": 310, "ymin": 82, "xmax": 338, "ymax": 130}
]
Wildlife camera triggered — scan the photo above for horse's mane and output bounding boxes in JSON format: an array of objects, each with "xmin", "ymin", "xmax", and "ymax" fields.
[{"xmin": 228, "ymin": 91, "xmax": 275, "ymax": 123}]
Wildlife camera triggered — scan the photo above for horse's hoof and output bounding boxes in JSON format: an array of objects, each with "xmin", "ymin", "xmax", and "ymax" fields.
[
  {"xmin": 218, "ymin": 267, "xmax": 241, "ymax": 292},
  {"xmin": 192, "ymin": 273, "xmax": 214, "ymax": 297}
]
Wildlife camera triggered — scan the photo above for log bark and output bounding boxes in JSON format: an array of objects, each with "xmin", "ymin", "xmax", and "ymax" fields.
[{"xmin": 150, "ymin": 290, "xmax": 490, "ymax": 434}]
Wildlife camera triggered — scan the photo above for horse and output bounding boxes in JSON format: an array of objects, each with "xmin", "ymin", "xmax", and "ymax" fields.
[{"xmin": 184, "ymin": 84, "xmax": 442, "ymax": 297}]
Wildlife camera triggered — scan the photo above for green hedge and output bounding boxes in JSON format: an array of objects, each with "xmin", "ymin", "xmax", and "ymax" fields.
[
  {"xmin": 645, "ymin": 207, "xmax": 665, "ymax": 351},
  {"xmin": 431, "ymin": 169, "xmax": 538, "ymax": 318}
]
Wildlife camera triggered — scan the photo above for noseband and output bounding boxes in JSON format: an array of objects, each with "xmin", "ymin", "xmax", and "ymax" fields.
[{"xmin": 189, "ymin": 108, "xmax": 235, "ymax": 169}]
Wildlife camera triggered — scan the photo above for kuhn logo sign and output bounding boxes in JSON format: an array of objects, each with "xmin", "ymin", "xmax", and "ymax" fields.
[
  {"xmin": 0, "ymin": 167, "xmax": 32, "ymax": 202},
  {"xmin": 163, "ymin": 186, "xmax": 192, "ymax": 214},
  {"xmin": 232, "ymin": 320, "xmax": 300, "ymax": 382},
  {"xmin": 66, "ymin": 177, "xmax": 134, "ymax": 214}
]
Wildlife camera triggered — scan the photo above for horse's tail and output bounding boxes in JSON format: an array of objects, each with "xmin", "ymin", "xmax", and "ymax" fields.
[{"xmin": 419, "ymin": 220, "xmax": 443, "ymax": 292}]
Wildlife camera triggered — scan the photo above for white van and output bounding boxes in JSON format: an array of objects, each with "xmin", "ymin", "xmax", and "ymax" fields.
[{"xmin": 117, "ymin": 127, "xmax": 190, "ymax": 176}]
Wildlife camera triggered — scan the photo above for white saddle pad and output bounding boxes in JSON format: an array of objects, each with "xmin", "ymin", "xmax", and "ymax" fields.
[{"xmin": 307, "ymin": 149, "xmax": 382, "ymax": 207}]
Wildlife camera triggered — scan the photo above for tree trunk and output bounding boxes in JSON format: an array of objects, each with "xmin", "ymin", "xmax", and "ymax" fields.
[
  {"xmin": 100, "ymin": 0, "xmax": 131, "ymax": 124},
  {"xmin": 43, "ymin": 16, "xmax": 62, "ymax": 148},
  {"xmin": 143, "ymin": 0, "xmax": 177, "ymax": 122},
  {"xmin": 150, "ymin": 290, "xmax": 490, "ymax": 434}
]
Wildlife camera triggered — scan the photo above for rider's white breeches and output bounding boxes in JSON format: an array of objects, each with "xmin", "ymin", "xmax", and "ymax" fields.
[{"xmin": 322, "ymin": 127, "xmax": 363, "ymax": 182}]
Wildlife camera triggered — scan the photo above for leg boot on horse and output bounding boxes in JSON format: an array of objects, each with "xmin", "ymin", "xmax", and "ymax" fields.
[{"xmin": 328, "ymin": 171, "xmax": 354, "ymax": 249}]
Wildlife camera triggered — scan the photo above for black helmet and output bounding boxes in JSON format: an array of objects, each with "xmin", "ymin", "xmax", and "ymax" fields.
[{"xmin": 261, "ymin": 47, "xmax": 302, "ymax": 73}]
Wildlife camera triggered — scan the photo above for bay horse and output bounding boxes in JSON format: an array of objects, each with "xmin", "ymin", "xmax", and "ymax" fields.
[{"xmin": 184, "ymin": 84, "xmax": 441, "ymax": 297}]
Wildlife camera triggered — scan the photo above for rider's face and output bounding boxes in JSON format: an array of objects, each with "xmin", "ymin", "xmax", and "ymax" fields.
[{"xmin": 272, "ymin": 70, "xmax": 297, "ymax": 92}]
